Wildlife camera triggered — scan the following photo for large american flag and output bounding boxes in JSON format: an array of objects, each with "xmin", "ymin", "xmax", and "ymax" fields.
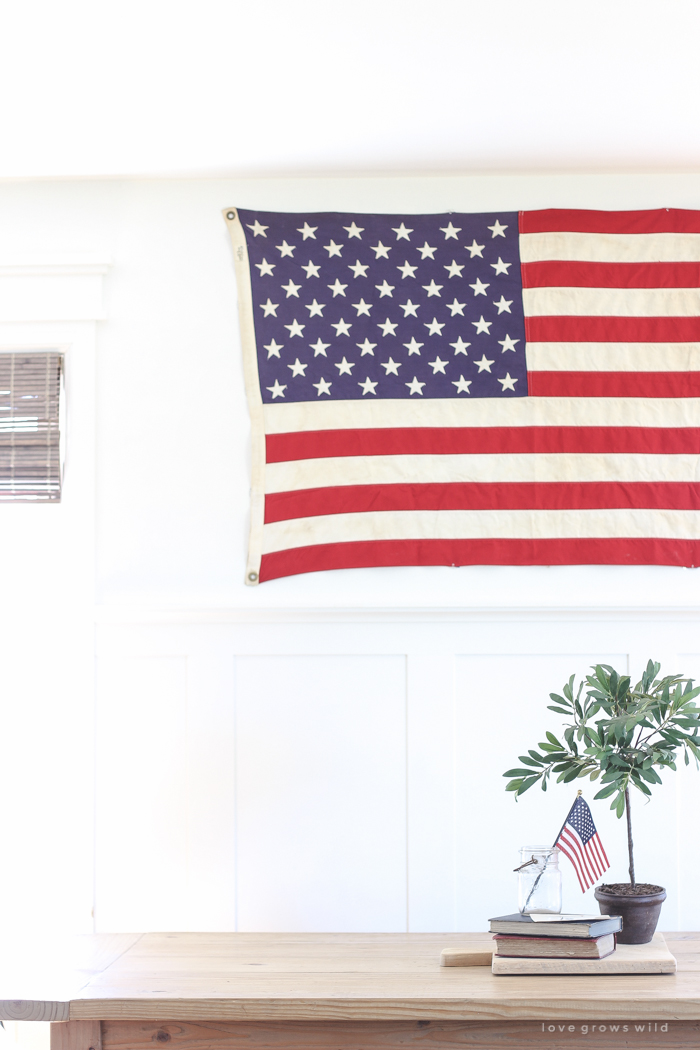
[
  {"xmin": 554, "ymin": 796, "xmax": 610, "ymax": 893},
  {"xmin": 225, "ymin": 206, "xmax": 700, "ymax": 585}
]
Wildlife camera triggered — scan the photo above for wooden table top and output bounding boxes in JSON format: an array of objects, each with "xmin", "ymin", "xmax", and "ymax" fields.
[{"xmin": 1, "ymin": 932, "xmax": 699, "ymax": 1024}]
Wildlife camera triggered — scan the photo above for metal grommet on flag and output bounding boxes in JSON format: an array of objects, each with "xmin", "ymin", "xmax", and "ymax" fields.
[
  {"xmin": 247, "ymin": 571, "xmax": 258, "ymax": 583},
  {"xmin": 226, "ymin": 210, "xmax": 236, "ymax": 221}
]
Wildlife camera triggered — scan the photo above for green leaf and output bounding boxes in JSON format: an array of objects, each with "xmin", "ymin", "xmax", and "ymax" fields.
[
  {"xmin": 518, "ymin": 755, "xmax": 541, "ymax": 767},
  {"xmin": 503, "ymin": 768, "xmax": 538, "ymax": 777},
  {"xmin": 615, "ymin": 793, "xmax": 626, "ymax": 818},
  {"xmin": 506, "ymin": 779, "xmax": 523, "ymax": 792},
  {"xmin": 546, "ymin": 731, "xmax": 562, "ymax": 747},
  {"xmin": 516, "ymin": 775, "xmax": 541, "ymax": 796},
  {"xmin": 594, "ymin": 783, "xmax": 618, "ymax": 800},
  {"xmin": 547, "ymin": 706, "xmax": 571, "ymax": 715}
]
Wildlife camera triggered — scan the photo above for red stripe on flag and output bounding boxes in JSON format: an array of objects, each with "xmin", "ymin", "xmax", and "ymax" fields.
[
  {"xmin": 266, "ymin": 426, "xmax": 700, "ymax": 462},
  {"xmin": 559, "ymin": 827, "xmax": 596, "ymax": 889},
  {"xmin": 529, "ymin": 371, "xmax": 700, "ymax": 398},
  {"xmin": 584, "ymin": 834, "xmax": 603, "ymax": 879},
  {"xmin": 258, "ymin": 537, "xmax": 700, "ymax": 581},
  {"xmin": 589, "ymin": 835, "xmax": 608, "ymax": 878},
  {"xmin": 520, "ymin": 209, "xmax": 700, "ymax": 235},
  {"xmin": 522, "ymin": 261, "xmax": 700, "ymax": 289},
  {"xmin": 526, "ymin": 316, "xmax": 700, "ymax": 343},
  {"xmin": 594, "ymin": 832, "xmax": 610, "ymax": 867},
  {"xmin": 555, "ymin": 838, "xmax": 588, "ymax": 892},
  {"xmin": 265, "ymin": 482, "xmax": 700, "ymax": 523}
]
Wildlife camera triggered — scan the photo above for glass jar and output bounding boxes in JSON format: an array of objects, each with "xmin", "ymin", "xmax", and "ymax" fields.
[{"xmin": 517, "ymin": 846, "xmax": 562, "ymax": 914}]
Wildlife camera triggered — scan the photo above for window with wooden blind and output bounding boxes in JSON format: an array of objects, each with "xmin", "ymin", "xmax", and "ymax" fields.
[{"xmin": 0, "ymin": 352, "xmax": 64, "ymax": 502}]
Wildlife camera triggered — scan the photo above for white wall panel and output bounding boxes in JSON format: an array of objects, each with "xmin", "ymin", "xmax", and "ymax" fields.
[
  {"xmin": 674, "ymin": 654, "xmax": 700, "ymax": 931},
  {"xmin": 95, "ymin": 656, "xmax": 190, "ymax": 930},
  {"xmin": 94, "ymin": 617, "xmax": 700, "ymax": 934},
  {"xmin": 234, "ymin": 654, "xmax": 407, "ymax": 932}
]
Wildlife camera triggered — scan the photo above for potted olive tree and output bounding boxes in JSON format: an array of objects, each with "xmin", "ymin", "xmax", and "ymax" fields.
[{"xmin": 504, "ymin": 661, "xmax": 700, "ymax": 942}]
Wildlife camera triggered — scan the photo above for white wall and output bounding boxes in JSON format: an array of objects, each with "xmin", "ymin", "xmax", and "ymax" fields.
[
  {"xmin": 3, "ymin": 174, "xmax": 700, "ymax": 939},
  {"xmin": 2, "ymin": 1, "xmax": 700, "ymax": 178}
]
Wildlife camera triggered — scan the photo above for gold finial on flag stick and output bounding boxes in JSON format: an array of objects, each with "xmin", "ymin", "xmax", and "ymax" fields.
[{"xmin": 576, "ymin": 789, "xmax": 583, "ymax": 797}]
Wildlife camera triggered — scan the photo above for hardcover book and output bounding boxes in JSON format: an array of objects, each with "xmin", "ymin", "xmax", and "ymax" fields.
[
  {"xmin": 488, "ymin": 912, "xmax": 622, "ymax": 938},
  {"xmin": 494, "ymin": 932, "xmax": 616, "ymax": 959}
]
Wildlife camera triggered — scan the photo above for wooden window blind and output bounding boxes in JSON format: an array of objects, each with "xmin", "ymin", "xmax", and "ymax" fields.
[{"xmin": 0, "ymin": 352, "xmax": 64, "ymax": 502}]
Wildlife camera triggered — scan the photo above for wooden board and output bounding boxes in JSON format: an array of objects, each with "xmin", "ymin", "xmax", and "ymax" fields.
[
  {"xmin": 441, "ymin": 949, "xmax": 493, "ymax": 967},
  {"xmin": 100, "ymin": 1019, "xmax": 700, "ymax": 1050},
  {"xmin": 491, "ymin": 934, "xmax": 676, "ymax": 975},
  {"xmin": 0, "ymin": 933, "xmax": 142, "ymax": 1021},
  {"xmin": 2, "ymin": 932, "xmax": 700, "ymax": 1023}
]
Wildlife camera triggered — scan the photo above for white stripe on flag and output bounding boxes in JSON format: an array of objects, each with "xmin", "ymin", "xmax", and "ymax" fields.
[
  {"xmin": 264, "ymin": 398, "xmax": 700, "ymax": 433},
  {"xmin": 527, "ymin": 343, "xmax": 700, "ymax": 373},
  {"xmin": 522, "ymin": 287, "xmax": 700, "ymax": 318},
  {"xmin": 520, "ymin": 231, "xmax": 700, "ymax": 263},
  {"xmin": 266, "ymin": 452, "xmax": 700, "ymax": 493},
  {"xmin": 261, "ymin": 508, "xmax": 700, "ymax": 555}
]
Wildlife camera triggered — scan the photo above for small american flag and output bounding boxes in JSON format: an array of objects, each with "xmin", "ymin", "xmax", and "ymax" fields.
[
  {"xmin": 554, "ymin": 795, "xmax": 610, "ymax": 892},
  {"xmin": 225, "ymin": 206, "xmax": 700, "ymax": 585}
]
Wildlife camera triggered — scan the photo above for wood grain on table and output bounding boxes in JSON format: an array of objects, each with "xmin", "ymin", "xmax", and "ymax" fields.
[{"xmin": 2, "ymin": 933, "xmax": 699, "ymax": 1024}]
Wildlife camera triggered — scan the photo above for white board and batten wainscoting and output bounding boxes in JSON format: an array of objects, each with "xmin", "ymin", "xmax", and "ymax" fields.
[
  {"xmin": 1, "ymin": 177, "xmax": 700, "ymax": 941},
  {"xmin": 94, "ymin": 609, "xmax": 700, "ymax": 934}
]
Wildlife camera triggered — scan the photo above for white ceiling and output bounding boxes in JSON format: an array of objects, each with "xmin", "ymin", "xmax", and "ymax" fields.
[{"xmin": 2, "ymin": 0, "xmax": 700, "ymax": 179}]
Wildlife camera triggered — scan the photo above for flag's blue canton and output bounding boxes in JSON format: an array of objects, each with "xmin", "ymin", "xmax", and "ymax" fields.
[
  {"xmin": 566, "ymin": 797, "xmax": 597, "ymax": 846},
  {"xmin": 239, "ymin": 209, "xmax": 528, "ymax": 403}
]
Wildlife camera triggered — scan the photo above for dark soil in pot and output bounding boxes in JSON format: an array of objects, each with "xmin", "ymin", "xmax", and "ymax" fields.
[{"xmin": 594, "ymin": 883, "xmax": 666, "ymax": 944}]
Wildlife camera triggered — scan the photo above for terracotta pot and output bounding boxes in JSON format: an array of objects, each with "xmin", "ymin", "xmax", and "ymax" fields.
[{"xmin": 594, "ymin": 883, "xmax": 666, "ymax": 944}]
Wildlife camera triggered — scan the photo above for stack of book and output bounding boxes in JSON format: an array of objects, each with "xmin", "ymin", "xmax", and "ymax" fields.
[{"xmin": 489, "ymin": 912, "xmax": 623, "ymax": 970}]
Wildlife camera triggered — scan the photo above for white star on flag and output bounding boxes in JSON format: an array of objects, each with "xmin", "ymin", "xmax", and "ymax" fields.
[
  {"xmin": 343, "ymin": 222, "xmax": 364, "ymax": 239},
  {"xmin": 450, "ymin": 337, "xmax": 471, "ymax": 355},
  {"xmin": 397, "ymin": 260, "xmax": 418, "ymax": 278},
  {"xmin": 247, "ymin": 220, "xmax": 268, "ymax": 237},
  {"xmin": 498, "ymin": 373, "xmax": 518, "ymax": 390},
  {"xmin": 406, "ymin": 376, "xmax": 426, "ymax": 395},
  {"xmin": 472, "ymin": 316, "xmax": 492, "ymax": 334},
  {"xmin": 499, "ymin": 335, "xmax": 519, "ymax": 352},
  {"xmin": 488, "ymin": 219, "xmax": 508, "ymax": 238},
  {"xmin": 452, "ymin": 375, "xmax": 472, "ymax": 393}
]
